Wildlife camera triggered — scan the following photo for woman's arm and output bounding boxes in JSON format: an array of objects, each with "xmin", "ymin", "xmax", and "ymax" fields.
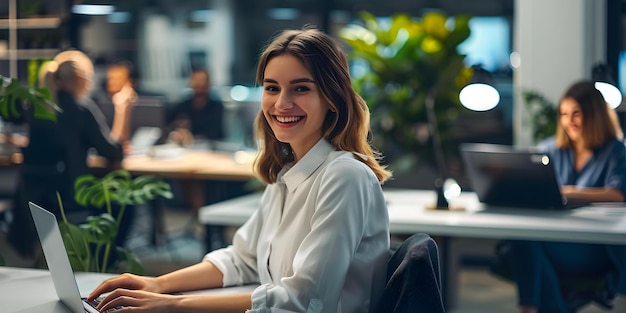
[
  {"xmin": 79, "ymin": 98, "xmax": 124, "ymax": 161},
  {"xmin": 157, "ymin": 261, "xmax": 225, "ymax": 293},
  {"xmin": 91, "ymin": 261, "xmax": 253, "ymax": 312},
  {"xmin": 96, "ymin": 289, "xmax": 252, "ymax": 313},
  {"xmin": 561, "ymin": 185, "xmax": 625, "ymax": 202},
  {"xmin": 89, "ymin": 261, "xmax": 223, "ymax": 298},
  {"xmin": 110, "ymin": 83, "xmax": 137, "ymax": 142}
]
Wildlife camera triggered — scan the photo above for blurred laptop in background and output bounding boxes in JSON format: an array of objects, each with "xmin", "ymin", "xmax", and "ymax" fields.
[{"xmin": 460, "ymin": 143, "xmax": 588, "ymax": 210}]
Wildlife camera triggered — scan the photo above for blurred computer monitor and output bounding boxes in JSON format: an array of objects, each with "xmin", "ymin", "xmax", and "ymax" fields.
[{"xmin": 130, "ymin": 96, "xmax": 166, "ymax": 135}]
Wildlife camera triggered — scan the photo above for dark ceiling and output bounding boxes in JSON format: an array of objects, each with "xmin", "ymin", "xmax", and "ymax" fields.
[{"xmin": 78, "ymin": 0, "xmax": 515, "ymax": 17}]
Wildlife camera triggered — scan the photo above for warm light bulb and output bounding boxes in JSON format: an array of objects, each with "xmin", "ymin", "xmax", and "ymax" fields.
[
  {"xmin": 594, "ymin": 82, "xmax": 622, "ymax": 109},
  {"xmin": 459, "ymin": 83, "xmax": 500, "ymax": 111}
]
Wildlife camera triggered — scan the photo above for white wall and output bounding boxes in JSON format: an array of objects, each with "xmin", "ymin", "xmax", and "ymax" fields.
[
  {"xmin": 80, "ymin": 15, "xmax": 116, "ymax": 57},
  {"xmin": 79, "ymin": 0, "xmax": 236, "ymax": 103},
  {"xmin": 513, "ymin": 0, "xmax": 606, "ymax": 146},
  {"xmin": 138, "ymin": 0, "xmax": 234, "ymax": 102}
]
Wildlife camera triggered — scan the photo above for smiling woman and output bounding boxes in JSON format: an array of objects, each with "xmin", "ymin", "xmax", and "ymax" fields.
[
  {"xmin": 87, "ymin": 27, "xmax": 392, "ymax": 313},
  {"xmin": 507, "ymin": 80, "xmax": 626, "ymax": 313}
]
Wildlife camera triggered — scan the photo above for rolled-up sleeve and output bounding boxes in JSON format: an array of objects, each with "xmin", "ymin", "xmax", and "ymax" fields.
[{"xmin": 203, "ymin": 192, "xmax": 268, "ymax": 287}]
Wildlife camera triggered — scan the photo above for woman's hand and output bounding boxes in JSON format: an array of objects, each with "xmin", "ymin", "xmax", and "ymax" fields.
[
  {"xmin": 561, "ymin": 185, "xmax": 626, "ymax": 202},
  {"xmin": 95, "ymin": 288, "xmax": 180, "ymax": 313},
  {"xmin": 560, "ymin": 185, "xmax": 578, "ymax": 195},
  {"xmin": 167, "ymin": 128, "xmax": 193, "ymax": 146},
  {"xmin": 87, "ymin": 273, "xmax": 162, "ymax": 302},
  {"xmin": 112, "ymin": 83, "xmax": 138, "ymax": 108}
]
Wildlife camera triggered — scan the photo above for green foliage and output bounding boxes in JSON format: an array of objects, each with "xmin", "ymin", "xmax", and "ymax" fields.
[
  {"xmin": 0, "ymin": 71, "xmax": 56, "ymax": 266},
  {"xmin": 522, "ymin": 90, "xmax": 557, "ymax": 142},
  {"xmin": 339, "ymin": 11, "xmax": 473, "ymax": 169},
  {"xmin": 20, "ymin": 0, "xmax": 43, "ymax": 18},
  {"xmin": 0, "ymin": 74, "xmax": 59, "ymax": 122},
  {"xmin": 59, "ymin": 169, "xmax": 173, "ymax": 274}
]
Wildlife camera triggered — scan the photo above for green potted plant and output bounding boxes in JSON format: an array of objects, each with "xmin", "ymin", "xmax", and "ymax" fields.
[
  {"xmin": 339, "ymin": 11, "xmax": 472, "ymax": 173},
  {"xmin": 1, "ymin": 73, "xmax": 58, "ymax": 266},
  {"xmin": 522, "ymin": 90, "xmax": 557, "ymax": 143},
  {"xmin": 60, "ymin": 169, "xmax": 173, "ymax": 274}
]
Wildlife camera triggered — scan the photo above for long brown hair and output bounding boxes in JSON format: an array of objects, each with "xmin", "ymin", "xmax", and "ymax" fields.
[
  {"xmin": 253, "ymin": 27, "xmax": 392, "ymax": 184},
  {"xmin": 555, "ymin": 80, "xmax": 622, "ymax": 149}
]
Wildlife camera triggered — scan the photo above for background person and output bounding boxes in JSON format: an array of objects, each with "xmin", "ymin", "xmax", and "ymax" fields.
[
  {"xmin": 93, "ymin": 59, "xmax": 138, "ymax": 145},
  {"xmin": 8, "ymin": 51, "xmax": 124, "ymax": 258},
  {"xmin": 509, "ymin": 80, "xmax": 626, "ymax": 313},
  {"xmin": 166, "ymin": 67, "xmax": 225, "ymax": 146},
  {"xmin": 165, "ymin": 67, "xmax": 228, "ymax": 241},
  {"xmin": 88, "ymin": 27, "xmax": 392, "ymax": 313}
]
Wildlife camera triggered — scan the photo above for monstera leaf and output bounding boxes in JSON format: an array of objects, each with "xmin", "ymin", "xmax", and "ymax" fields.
[
  {"xmin": 0, "ymin": 75, "xmax": 59, "ymax": 122},
  {"xmin": 57, "ymin": 169, "xmax": 173, "ymax": 273}
]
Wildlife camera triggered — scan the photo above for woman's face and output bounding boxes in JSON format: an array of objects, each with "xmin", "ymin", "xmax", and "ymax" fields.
[
  {"xmin": 559, "ymin": 97, "xmax": 584, "ymax": 142},
  {"xmin": 261, "ymin": 54, "xmax": 331, "ymax": 161}
]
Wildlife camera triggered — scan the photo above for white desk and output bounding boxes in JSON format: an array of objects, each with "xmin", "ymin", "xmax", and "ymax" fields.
[
  {"xmin": 198, "ymin": 188, "xmax": 626, "ymax": 309},
  {"xmin": 0, "ymin": 267, "xmax": 114, "ymax": 313},
  {"xmin": 0, "ymin": 266, "xmax": 256, "ymax": 313},
  {"xmin": 199, "ymin": 188, "xmax": 626, "ymax": 245}
]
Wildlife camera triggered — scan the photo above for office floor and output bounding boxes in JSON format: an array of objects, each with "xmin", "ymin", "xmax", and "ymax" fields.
[{"xmin": 1, "ymin": 203, "xmax": 624, "ymax": 312}]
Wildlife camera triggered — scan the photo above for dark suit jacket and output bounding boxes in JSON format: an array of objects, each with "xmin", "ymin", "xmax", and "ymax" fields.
[
  {"xmin": 167, "ymin": 94, "xmax": 225, "ymax": 140},
  {"xmin": 21, "ymin": 90, "xmax": 123, "ymax": 209},
  {"xmin": 9, "ymin": 90, "xmax": 123, "ymax": 256}
]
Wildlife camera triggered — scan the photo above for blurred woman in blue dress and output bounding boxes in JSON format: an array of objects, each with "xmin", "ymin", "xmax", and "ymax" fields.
[{"xmin": 511, "ymin": 80, "xmax": 626, "ymax": 313}]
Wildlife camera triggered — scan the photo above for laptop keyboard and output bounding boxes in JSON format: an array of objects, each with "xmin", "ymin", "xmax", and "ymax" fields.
[{"xmin": 85, "ymin": 297, "xmax": 124, "ymax": 312}]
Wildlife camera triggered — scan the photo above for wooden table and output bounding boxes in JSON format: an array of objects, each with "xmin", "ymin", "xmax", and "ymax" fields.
[
  {"xmin": 90, "ymin": 149, "xmax": 257, "ymax": 181},
  {"xmin": 85, "ymin": 148, "xmax": 258, "ymax": 248},
  {"xmin": 2, "ymin": 149, "xmax": 257, "ymax": 181}
]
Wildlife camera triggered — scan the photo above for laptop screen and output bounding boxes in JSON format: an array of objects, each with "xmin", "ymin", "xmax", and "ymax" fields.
[
  {"xmin": 29, "ymin": 202, "xmax": 99, "ymax": 313},
  {"xmin": 460, "ymin": 143, "xmax": 569, "ymax": 210}
]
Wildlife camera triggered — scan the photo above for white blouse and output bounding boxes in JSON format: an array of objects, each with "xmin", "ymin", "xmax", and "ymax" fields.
[{"xmin": 204, "ymin": 139, "xmax": 390, "ymax": 313}]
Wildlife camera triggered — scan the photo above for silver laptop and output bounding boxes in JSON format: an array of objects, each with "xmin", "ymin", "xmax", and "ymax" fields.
[{"xmin": 29, "ymin": 202, "xmax": 101, "ymax": 313}]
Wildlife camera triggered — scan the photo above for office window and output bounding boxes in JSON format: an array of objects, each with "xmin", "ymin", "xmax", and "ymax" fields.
[{"xmin": 457, "ymin": 16, "xmax": 511, "ymax": 74}]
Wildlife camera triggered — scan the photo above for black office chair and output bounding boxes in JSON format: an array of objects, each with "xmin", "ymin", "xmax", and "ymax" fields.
[{"xmin": 377, "ymin": 233, "xmax": 445, "ymax": 313}]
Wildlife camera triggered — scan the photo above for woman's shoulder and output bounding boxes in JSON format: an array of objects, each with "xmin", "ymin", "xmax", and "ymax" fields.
[
  {"xmin": 602, "ymin": 138, "xmax": 626, "ymax": 153},
  {"xmin": 534, "ymin": 137, "xmax": 558, "ymax": 155},
  {"xmin": 323, "ymin": 151, "xmax": 378, "ymax": 180}
]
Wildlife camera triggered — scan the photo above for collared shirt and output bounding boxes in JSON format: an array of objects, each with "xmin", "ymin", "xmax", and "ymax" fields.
[
  {"xmin": 204, "ymin": 139, "xmax": 390, "ymax": 313},
  {"xmin": 538, "ymin": 137, "xmax": 626, "ymax": 195}
]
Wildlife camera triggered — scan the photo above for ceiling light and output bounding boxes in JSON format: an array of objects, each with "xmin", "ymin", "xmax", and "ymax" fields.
[{"xmin": 72, "ymin": 4, "xmax": 115, "ymax": 15}]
